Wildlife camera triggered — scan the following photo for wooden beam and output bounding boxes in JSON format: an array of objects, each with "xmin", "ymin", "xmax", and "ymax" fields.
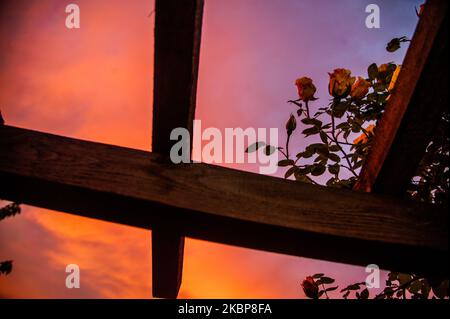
[
  {"xmin": 355, "ymin": 0, "xmax": 449, "ymax": 195},
  {"xmin": 151, "ymin": 0, "xmax": 204, "ymax": 298},
  {"xmin": 0, "ymin": 125, "xmax": 447, "ymax": 276}
]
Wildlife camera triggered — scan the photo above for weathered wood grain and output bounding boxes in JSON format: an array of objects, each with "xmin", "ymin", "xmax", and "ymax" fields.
[
  {"xmin": 355, "ymin": 0, "xmax": 449, "ymax": 195},
  {"xmin": 151, "ymin": 0, "xmax": 204, "ymax": 298},
  {"xmin": 1, "ymin": 125, "xmax": 447, "ymax": 275}
]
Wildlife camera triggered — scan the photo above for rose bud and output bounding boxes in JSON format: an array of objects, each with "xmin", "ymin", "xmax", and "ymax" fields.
[
  {"xmin": 350, "ymin": 77, "xmax": 371, "ymax": 100},
  {"xmin": 301, "ymin": 276, "xmax": 319, "ymax": 299},
  {"xmin": 328, "ymin": 68, "xmax": 355, "ymax": 99},
  {"xmin": 295, "ymin": 77, "xmax": 317, "ymax": 102},
  {"xmin": 286, "ymin": 114, "xmax": 297, "ymax": 136},
  {"xmin": 386, "ymin": 38, "xmax": 401, "ymax": 52}
]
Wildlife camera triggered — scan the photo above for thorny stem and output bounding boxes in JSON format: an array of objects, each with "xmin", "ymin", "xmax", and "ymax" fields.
[
  {"xmin": 305, "ymin": 102, "xmax": 359, "ymax": 176},
  {"xmin": 331, "ymin": 114, "xmax": 359, "ymax": 178},
  {"xmin": 305, "ymin": 101, "xmax": 311, "ymax": 119},
  {"xmin": 325, "ymin": 136, "xmax": 358, "ymax": 147},
  {"xmin": 278, "ymin": 148, "xmax": 288, "ymax": 159},
  {"xmin": 286, "ymin": 98, "xmax": 363, "ymax": 180},
  {"xmin": 286, "ymin": 133, "xmax": 291, "ymax": 159}
]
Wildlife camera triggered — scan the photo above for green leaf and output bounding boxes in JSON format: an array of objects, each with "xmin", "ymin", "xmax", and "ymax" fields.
[
  {"xmin": 297, "ymin": 149, "xmax": 314, "ymax": 159},
  {"xmin": 311, "ymin": 164, "xmax": 326, "ymax": 176},
  {"xmin": 421, "ymin": 281, "xmax": 431, "ymax": 298},
  {"xmin": 245, "ymin": 142, "xmax": 265, "ymax": 153},
  {"xmin": 320, "ymin": 131, "xmax": 328, "ymax": 144},
  {"xmin": 408, "ymin": 280, "xmax": 422, "ymax": 294},
  {"xmin": 388, "ymin": 272, "xmax": 398, "ymax": 282},
  {"xmin": 354, "ymin": 160, "xmax": 364, "ymax": 169},
  {"xmin": 397, "ymin": 273, "xmax": 413, "ymax": 285},
  {"xmin": 328, "ymin": 164, "xmax": 340, "ymax": 175},
  {"xmin": 312, "ymin": 273, "xmax": 324, "ymax": 278},
  {"xmin": 302, "ymin": 127, "xmax": 320, "ymax": 136},
  {"xmin": 314, "ymin": 155, "xmax": 327, "ymax": 164},
  {"xmin": 368, "ymin": 63, "xmax": 378, "ymax": 81},
  {"xmin": 278, "ymin": 159, "xmax": 294, "ymax": 167},
  {"xmin": 373, "ymin": 82, "xmax": 387, "ymax": 92},
  {"xmin": 328, "ymin": 153, "xmax": 341, "ymax": 163},
  {"xmin": 308, "ymin": 143, "xmax": 328, "ymax": 153},
  {"xmin": 320, "ymin": 277, "xmax": 335, "ymax": 284},
  {"xmin": 329, "ymin": 145, "xmax": 340, "ymax": 152},
  {"xmin": 332, "ymin": 102, "xmax": 348, "ymax": 118},
  {"xmin": 336, "ymin": 122, "xmax": 350, "ymax": 130},
  {"xmin": 432, "ymin": 280, "xmax": 449, "ymax": 299},
  {"xmin": 325, "ymin": 286, "xmax": 339, "ymax": 292},
  {"xmin": 284, "ymin": 166, "xmax": 298, "ymax": 179},
  {"xmin": 326, "ymin": 177, "xmax": 336, "ymax": 186},
  {"xmin": 360, "ymin": 288, "xmax": 369, "ymax": 299},
  {"xmin": 341, "ymin": 284, "xmax": 361, "ymax": 292},
  {"xmin": 301, "ymin": 118, "xmax": 322, "ymax": 127}
]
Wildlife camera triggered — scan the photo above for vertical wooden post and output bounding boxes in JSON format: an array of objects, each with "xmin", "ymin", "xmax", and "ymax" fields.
[
  {"xmin": 151, "ymin": 0, "xmax": 204, "ymax": 298},
  {"xmin": 354, "ymin": 0, "xmax": 449, "ymax": 194}
]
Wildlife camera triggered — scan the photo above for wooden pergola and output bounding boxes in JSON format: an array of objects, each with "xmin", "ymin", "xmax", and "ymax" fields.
[{"xmin": 0, "ymin": 0, "xmax": 448, "ymax": 298}]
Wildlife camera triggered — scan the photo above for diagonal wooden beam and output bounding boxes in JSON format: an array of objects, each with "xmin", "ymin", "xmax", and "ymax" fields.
[
  {"xmin": 151, "ymin": 0, "xmax": 204, "ymax": 298},
  {"xmin": 354, "ymin": 0, "xmax": 449, "ymax": 195},
  {"xmin": 0, "ymin": 125, "xmax": 447, "ymax": 276}
]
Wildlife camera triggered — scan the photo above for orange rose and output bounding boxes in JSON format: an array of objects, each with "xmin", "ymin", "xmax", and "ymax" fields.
[
  {"xmin": 295, "ymin": 77, "xmax": 317, "ymax": 102},
  {"xmin": 301, "ymin": 276, "xmax": 319, "ymax": 299},
  {"xmin": 328, "ymin": 68, "xmax": 355, "ymax": 98},
  {"xmin": 350, "ymin": 77, "xmax": 371, "ymax": 100}
]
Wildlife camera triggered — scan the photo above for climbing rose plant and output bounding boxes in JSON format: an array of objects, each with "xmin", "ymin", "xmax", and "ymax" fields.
[
  {"xmin": 0, "ymin": 201, "xmax": 21, "ymax": 276},
  {"xmin": 246, "ymin": 35, "xmax": 448, "ymax": 299},
  {"xmin": 0, "ymin": 112, "xmax": 22, "ymax": 276}
]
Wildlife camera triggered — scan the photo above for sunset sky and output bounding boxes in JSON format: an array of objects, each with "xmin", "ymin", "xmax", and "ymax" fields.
[{"xmin": 0, "ymin": 0, "xmax": 421, "ymax": 298}]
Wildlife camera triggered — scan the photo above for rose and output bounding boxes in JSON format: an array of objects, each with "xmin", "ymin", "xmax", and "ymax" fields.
[
  {"xmin": 286, "ymin": 114, "xmax": 297, "ymax": 136},
  {"xmin": 301, "ymin": 276, "xmax": 319, "ymax": 299},
  {"xmin": 350, "ymin": 77, "xmax": 371, "ymax": 100},
  {"xmin": 295, "ymin": 77, "xmax": 317, "ymax": 102},
  {"xmin": 328, "ymin": 68, "xmax": 355, "ymax": 98}
]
